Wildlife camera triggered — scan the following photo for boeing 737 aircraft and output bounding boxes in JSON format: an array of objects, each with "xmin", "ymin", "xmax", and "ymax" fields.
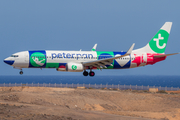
[{"xmin": 4, "ymin": 22, "xmax": 179, "ymax": 76}]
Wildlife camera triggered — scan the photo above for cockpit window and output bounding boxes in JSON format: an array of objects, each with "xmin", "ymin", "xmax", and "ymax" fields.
[{"xmin": 10, "ymin": 55, "xmax": 19, "ymax": 57}]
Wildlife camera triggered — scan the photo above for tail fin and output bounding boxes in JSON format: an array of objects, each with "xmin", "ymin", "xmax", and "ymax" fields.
[{"xmin": 132, "ymin": 22, "xmax": 172, "ymax": 54}]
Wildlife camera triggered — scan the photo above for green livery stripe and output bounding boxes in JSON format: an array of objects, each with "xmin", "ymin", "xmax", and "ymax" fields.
[
  {"xmin": 91, "ymin": 49, "xmax": 96, "ymax": 51},
  {"xmin": 30, "ymin": 52, "xmax": 46, "ymax": 67},
  {"xmin": 96, "ymin": 51, "xmax": 114, "ymax": 69},
  {"xmin": 46, "ymin": 63, "xmax": 59, "ymax": 68}
]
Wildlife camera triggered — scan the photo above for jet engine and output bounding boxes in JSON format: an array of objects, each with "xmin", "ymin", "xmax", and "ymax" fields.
[{"xmin": 66, "ymin": 63, "xmax": 84, "ymax": 72}]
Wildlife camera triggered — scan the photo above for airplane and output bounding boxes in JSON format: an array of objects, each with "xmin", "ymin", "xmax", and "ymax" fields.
[{"xmin": 4, "ymin": 22, "xmax": 179, "ymax": 76}]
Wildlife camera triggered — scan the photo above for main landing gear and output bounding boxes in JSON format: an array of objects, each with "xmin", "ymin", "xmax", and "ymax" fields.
[
  {"xmin": 89, "ymin": 71, "xmax": 95, "ymax": 77},
  {"xmin": 83, "ymin": 71, "xmax": 88, "ymax": 76},
  {"xmin": 83, "ymin": 70, "xmax": 95, "ymax": 77}
]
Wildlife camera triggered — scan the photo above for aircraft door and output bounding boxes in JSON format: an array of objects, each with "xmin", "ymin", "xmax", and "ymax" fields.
[{"xmin": 24, "ymin": 52, "xmax": 29, "ymax": 62}]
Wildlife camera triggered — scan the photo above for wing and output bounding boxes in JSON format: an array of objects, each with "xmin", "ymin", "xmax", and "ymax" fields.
[{"xmin": 83, "ymin": 43, "xmax": 135, "ymax": 69}]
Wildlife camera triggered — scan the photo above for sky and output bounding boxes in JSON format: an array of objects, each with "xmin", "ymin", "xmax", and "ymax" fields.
[{"xmin": 0, "ymin": 0, "xmax": 180, "ymax": 76}]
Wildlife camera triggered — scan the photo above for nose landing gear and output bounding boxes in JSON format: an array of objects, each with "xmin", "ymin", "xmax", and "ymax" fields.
[
  {"xmin": 13, "ymin": 67, "xmax": 23, "ymax": 75},
  {"xmin": 19, "ymin": 70, "xmax": 23, "ymax": 75}
]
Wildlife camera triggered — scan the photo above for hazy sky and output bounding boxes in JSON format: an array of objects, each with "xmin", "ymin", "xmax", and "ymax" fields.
[{"xmin": 0, "ymin": 1, "xmax": 180, "ymax": 76}]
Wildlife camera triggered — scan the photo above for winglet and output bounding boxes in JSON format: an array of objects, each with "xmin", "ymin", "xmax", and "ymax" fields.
[
  {"xmin": 126, "ymin": 43, "xmax": 135, "ymax": 55},
  {"xmin": 91, "ymin": 44, "xmax": 97, "ymax": 51}
]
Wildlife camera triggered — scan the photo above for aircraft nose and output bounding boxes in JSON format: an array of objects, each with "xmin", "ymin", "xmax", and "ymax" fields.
[{"xmin": 4, "ymin": 58, "xmax": 15, "ymax": 65}]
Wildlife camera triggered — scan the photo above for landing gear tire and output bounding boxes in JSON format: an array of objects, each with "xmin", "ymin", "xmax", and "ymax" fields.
[
  {"xmin": 83, "ymin": 71, "xmax": 88, "ymax": 76},
  {"xmin": 19, "ymin": 71, "xmax": 23, "ymax": 75},
  {"xmin": 89, "ymin": 71, "xmax": 95, "ymax": 77}
]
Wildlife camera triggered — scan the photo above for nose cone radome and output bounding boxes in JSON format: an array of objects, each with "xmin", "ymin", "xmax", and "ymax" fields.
[{"xmin": 4, "ymin": 58, "xmax": 14, "ymax": 65}]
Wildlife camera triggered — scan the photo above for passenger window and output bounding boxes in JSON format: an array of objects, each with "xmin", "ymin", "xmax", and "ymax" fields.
[{"xmin": 10, "ymin": 55, "xmax": 18, "ymax": 57}]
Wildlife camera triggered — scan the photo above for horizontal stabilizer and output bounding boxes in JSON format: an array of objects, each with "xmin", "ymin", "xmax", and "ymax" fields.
[{"xmin": 154, "ymin": 53, "xmax": 180, "ymax": 58}]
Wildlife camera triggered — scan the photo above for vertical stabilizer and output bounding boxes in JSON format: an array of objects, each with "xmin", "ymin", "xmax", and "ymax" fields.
[{"xmin": 132, "ymin": 22, "xmax": 172, "ymax": 54}]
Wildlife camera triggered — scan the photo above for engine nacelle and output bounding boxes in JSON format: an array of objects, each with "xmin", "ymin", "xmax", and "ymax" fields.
[{"xmin": 66, "ymin": 63, "xmax": 84, "ymax": 72}]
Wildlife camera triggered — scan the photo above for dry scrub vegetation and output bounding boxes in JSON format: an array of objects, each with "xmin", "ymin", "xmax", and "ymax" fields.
[{"xmin": 0, "ymin": 87, "xmax": 180, "ymax": 120}]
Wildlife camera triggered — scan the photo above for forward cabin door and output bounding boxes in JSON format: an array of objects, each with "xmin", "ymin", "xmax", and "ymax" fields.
[{"xmin": 25, "ymin": 52, "xmax": 29, "ymax": 62}]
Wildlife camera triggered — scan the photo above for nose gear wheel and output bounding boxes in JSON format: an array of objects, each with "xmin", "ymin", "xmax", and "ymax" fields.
[{"xmin": 19, "ymin": 71, "xmax": 23, "ymax": 75}]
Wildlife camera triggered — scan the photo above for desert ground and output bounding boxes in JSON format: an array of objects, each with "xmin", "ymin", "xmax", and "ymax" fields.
[{"xmin": 0, "ymin": 87, "xmax": 180, "ymax": 120}]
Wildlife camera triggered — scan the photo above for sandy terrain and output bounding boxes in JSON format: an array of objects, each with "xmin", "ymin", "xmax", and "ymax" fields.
[{"xmin": 0, "ymin": 87, "xmax": 180, "ymax": 120}]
